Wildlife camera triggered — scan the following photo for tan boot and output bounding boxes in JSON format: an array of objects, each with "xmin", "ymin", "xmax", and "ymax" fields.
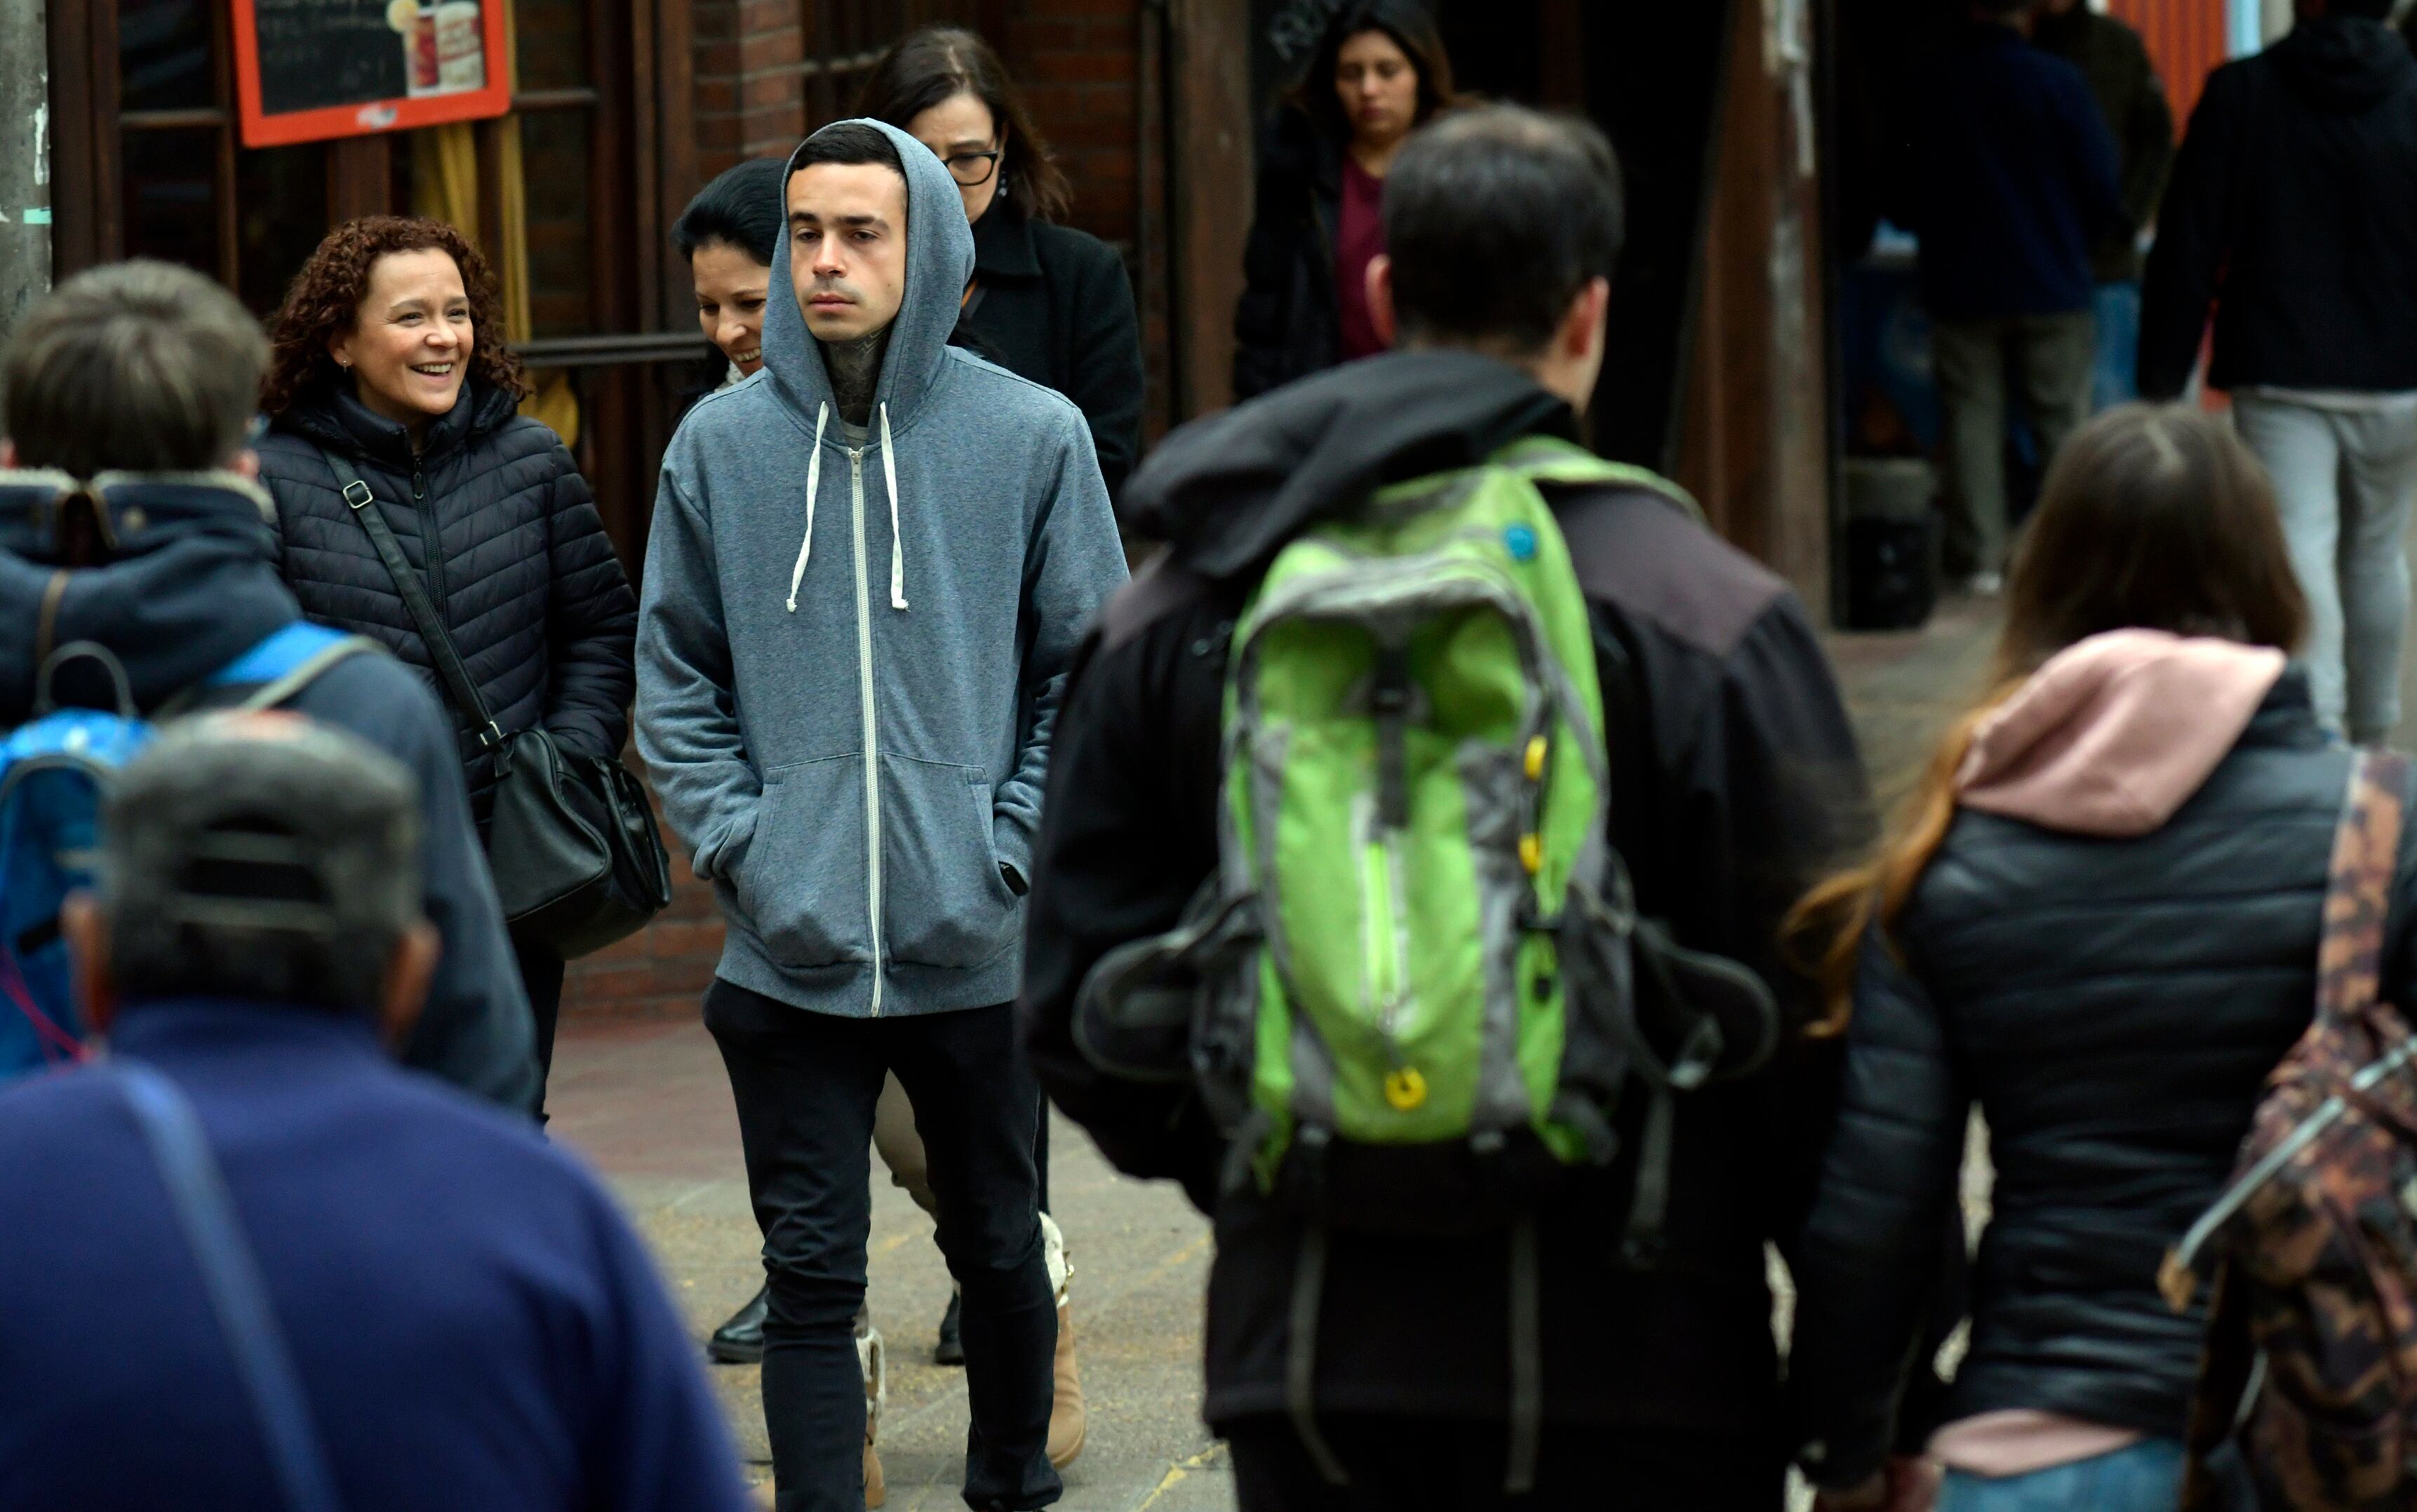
[
  {"xmin": 1046, "ymin": 1299, "xmax": 1087, "ymax": 1468},
  {"xmin": 859, "ymin": 1315, "xmax": 888, "ymax": 1507},
  {"xmin": 1040, "ymin": 1214, "xmax": 1085, "ymax": 1469}
]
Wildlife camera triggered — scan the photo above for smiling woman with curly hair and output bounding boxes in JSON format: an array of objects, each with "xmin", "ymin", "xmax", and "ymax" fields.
[
  {"xmin": 254, "ymin": 214, "xmax": 635, "ymax": 1113},
  {"xmin": 260, "ymin": 217, "xmax": 527, "ymax": 418}
]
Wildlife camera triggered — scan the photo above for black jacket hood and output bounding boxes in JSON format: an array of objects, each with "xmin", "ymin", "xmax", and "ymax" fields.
[
  {"xmin": 0, "ymin": 471, "xmax": 300, "ymax": 722},
  {"xmin": 2273, "ymin": 16, "xmax": 2417, "ymax": 112},
  {"xmin": 1125, "ymin": 349, "xmax": 1578, "ymax": 581}
]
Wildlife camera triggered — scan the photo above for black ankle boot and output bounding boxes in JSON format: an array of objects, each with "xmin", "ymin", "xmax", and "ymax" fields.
[
  {"xmin": 932, "ymin": 1289, "xmax": 964, "ymax": 1366},
  {"xmin": 709, "ymin": 1285, "xmax": 768, "ymax": 1365}
]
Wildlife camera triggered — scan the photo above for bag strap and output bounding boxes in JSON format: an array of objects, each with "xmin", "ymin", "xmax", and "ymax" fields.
[
  {"xmin": 2317, "ymin": 747, "xmax": 2409, "ymax": 1026},
  {"xmin": 108, "ymin": 1061, "xmax": 342, "ymax": 1512},
  {"xmin": 2162, "ymin": 747, "xmax": 2416, "ymax": 1298},
  {"xmin": 314, "ymin": 447, "xmax": 504, "ymax": 754}
]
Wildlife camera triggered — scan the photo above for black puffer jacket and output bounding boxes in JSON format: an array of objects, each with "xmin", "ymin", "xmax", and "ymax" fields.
[
  {"xmin": 1789, "ymin": 671, "xmax": 2417, "ymax": 1489},
  {"xmin": 257, "ymin": 382, "xmax": 637, "ymax": 820},
  {"xmin": 1231, "ymin": 106, "xmax": 1344, "ymax": 402}
]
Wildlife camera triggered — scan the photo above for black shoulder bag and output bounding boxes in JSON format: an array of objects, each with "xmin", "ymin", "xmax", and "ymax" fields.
[{"xmin": 317, "ymin": 448, "xmax": 670, "ymax": 958}]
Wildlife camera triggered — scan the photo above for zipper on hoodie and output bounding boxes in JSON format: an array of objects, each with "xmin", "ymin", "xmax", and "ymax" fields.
[{"xmin": 847, "ymin": 443, "xmax": 887, "ymax": 1015}]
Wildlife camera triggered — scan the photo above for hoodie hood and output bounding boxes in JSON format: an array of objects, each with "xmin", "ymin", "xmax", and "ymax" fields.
[
  {"xmin": 0, "ymin": 471, "xmax": 302, "ymax": 722},
  {"xmin": 2274, "ymin": 15, "xmax": 2417, "ymax": 113},
  {"xmin": 761, "ymin": 118, "xmax": 977, "ymax": 433},
  {"xmin": 1957, "ymin": 629, "xmax": 2289, "ymax": 838},
  {"xmin": 1124, "ymin": 349, "xmax": 1578, "ymax": 581}
]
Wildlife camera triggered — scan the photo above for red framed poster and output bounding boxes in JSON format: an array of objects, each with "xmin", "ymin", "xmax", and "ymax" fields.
[{"xmin": 231, "ymin": 0, "xmax": 513, "ymax": 149}]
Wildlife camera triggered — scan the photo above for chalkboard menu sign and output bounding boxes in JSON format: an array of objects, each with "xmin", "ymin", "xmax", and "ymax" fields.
[{"xmin": 232, "ymin": 0, "xmax": 513, "ymax": 148}]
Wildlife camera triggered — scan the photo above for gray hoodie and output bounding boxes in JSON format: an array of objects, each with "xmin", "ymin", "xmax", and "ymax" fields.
[{"xmin": 638, "ymin": 119, "xmax": 1127, "ymax": 1017}]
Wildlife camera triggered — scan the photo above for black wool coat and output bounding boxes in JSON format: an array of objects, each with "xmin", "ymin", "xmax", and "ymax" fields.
[
  {"xmin": 257, "ymin": 382, "xmax": 638, "ymax": 821},
  {"xmin": 962, "ymin": 199, "xmax": 1144, "ymax": 500},
  {"xmin": 1231, "ymin": 106, "xmax": 1345, "ymax": 403}
]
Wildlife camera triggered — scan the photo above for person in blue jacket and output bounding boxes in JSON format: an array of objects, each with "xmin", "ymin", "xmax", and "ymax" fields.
[
  {"xmin": 0, "ymin": 259, "xmax": 537, "ymax": 1111},
  {"xmin": 1913, "ymin": 0, "xmax": 2124, "ymax": 591},
  {"xmin": 0, "ymin": 714, "xmax": 748, "ymax": 1509}
]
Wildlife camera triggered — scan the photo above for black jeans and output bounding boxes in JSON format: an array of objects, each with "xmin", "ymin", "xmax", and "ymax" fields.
[
  {"xmin": 1224, "ymin": 1414, "xmax": 1785, "ymax": 1511},
  {"xmin": 706, "ymin": 979, "xmax": 1060, "ymax": 1512},
  {"xmin": 512, "ymin": 931, "xmax": 564, "ymax": 1118}
]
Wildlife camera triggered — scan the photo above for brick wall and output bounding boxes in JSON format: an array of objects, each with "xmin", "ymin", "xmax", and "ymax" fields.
[
  {"xmin": 692, "ymin": 0, "xmax": 813, "ymax": 178},
  {"xmin": 564, "ymin": 0, "xmax": 1162, "ymax": 1022}
]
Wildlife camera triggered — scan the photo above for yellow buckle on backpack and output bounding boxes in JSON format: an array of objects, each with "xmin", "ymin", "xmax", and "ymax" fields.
[{"xmin": 1384, "ymin": 1066, "xmax": 1428, "ymax": 1111}]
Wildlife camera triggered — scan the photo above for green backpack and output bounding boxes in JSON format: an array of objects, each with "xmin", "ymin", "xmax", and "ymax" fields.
[{"xmin": 1076, "ymin": 436, "xmax": 1776, "ymax": 1487}]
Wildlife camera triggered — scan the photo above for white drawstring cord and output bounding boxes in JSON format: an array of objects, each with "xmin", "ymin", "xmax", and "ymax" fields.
[
  {"xmin": 785, "ymin": 402, "xmax": 829, "ymax": 613},
  {"xmin": 879, "ymin": 402, "xmax": 907, "ymax": 610}
]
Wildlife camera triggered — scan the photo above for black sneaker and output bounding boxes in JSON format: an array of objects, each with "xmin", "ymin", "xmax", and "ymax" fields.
[
  {"xmin": 709, "ymin": 1284, "xmax": 769, "ymax": 1365},
  {"xmin": 932, "ymin": 1289, "xmax": 964, "ymax": 1366}
]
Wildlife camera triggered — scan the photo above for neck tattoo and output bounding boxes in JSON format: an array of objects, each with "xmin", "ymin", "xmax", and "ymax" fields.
[{"xmin": 822, "ymin": 328, "xmax": 891, "ymax": 427}]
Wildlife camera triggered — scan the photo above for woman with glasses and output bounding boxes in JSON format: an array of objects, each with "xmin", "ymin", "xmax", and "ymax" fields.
[{"xmin": 857, "ymin": 27, "xmax": 1144, "ymax": 502}]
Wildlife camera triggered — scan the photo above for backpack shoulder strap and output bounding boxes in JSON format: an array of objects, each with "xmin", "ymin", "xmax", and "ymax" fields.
[
  {"xmin": 2162, "ymin": 748, "xmax": 2416, "ymax": 1294},
  {"xmin": 1098, "ymin": 551, "xmax": 1219, "ymax": 657},
  {"xmin": 1489, "ymin": 436, "xmax": 1706, "ymax": 526},
  {"xmin": 107, "ymin": 1061, "xmax": 342, "ymax": 1512},
  {"xmin": 157, "ymin": 623, "xmax": 385, "ymax": 719},
  {"xmin": 2317, "ymin": 747, "xmax": 2410, "ymax": 1026}
]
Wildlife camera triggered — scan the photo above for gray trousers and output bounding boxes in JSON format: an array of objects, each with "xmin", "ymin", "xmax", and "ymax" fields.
[
  {"xmin": 2234, "ymin": 394, "xmax": 2417, "ymax": 744},
  {"xmin": 1931, "ymin": 311, "xmax": 2098, "ymax": 575}
]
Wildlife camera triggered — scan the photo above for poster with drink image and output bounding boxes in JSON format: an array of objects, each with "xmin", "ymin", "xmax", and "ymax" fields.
[{"xmin": 233, "ymin": 0, "xmax": 511, "ymax": 148}]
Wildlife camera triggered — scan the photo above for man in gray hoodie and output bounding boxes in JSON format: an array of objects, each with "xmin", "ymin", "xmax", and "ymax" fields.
[{"xmin": 638, "ymin": 119, "xmax": 1125, "ymax": 1512}]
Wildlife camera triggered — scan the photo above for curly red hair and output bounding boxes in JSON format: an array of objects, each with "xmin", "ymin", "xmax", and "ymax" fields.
[{"xmin": 260, "ymin": 215, "xmax": 528, "ymax": 417}]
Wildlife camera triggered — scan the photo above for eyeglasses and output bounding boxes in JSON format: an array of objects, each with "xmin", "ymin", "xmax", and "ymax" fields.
[{"xmin": 943, "ymin": 151, "xmax": 1001, "ymax": 188}]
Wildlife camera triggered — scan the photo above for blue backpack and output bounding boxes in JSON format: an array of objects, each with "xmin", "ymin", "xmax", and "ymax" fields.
[{"xmin": 0, "ymin": 622, "xmax": 377, "ymax": 1081}]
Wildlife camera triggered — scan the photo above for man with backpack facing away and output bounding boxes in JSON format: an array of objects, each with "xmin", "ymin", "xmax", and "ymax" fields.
[
  {"xmin": 1017, "ymin": 105, "xmax": 1872, "ymax": 1510},
  {"xmin": 0, "ymin": 260, "xmax": 537, "ymax": 1110}
]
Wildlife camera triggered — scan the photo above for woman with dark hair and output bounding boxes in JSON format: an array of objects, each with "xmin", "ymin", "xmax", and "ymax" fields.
[
  {"xmin": 857, "ymin": 26, "xmax": 1144, "ymax": 497},
  {"xmin": 672, "ymin": 155, "xmax": 788, "ymax": 384},
  {"xmin": 1787, "ymin": 406, "xmax": 2417, "ymax": 1512},
  {"xmin": 255, "ymin": 215, "xmax": 636, "ymax": 1116},
  {"xmin": 1232, "ymin": 0, "xmax": 1457, "ymax": 400}
]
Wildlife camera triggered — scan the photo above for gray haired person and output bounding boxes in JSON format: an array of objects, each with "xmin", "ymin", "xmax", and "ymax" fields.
[{"xmin": 0, "ymin": 715, "xmax": 749, "ymax": 1508}]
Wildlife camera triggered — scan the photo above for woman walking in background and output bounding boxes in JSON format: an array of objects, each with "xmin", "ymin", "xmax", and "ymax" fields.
[
  {"xmin": 857, "ymin": 26, "xmax": 1143, "ymax": 502},
  {"xmin": 255, "ymin": 216, "xmax": 636, "ymax": 1116},
  {"xmin": 1787, "ymin": 406, "xmax": 2417, "ymax": 1512},
  {"xmin": 674, "ymin": 155, "xmax": 785, "ymax": 391},
  {"xmin": 1231, "ymin": 0, "xmax": 1457, "ymax": 400}
]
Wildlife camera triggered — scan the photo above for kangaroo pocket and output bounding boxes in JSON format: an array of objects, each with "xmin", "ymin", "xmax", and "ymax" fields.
[
  {"xmin": 881, "ymin": 754, "xmax": 1019, "ymax": 969},
  {"xmin": 737, "ymin": 756, "xmax": 873, "ymax": 970}
]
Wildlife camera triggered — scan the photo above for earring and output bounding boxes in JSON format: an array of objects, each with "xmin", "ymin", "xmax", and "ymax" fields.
[{"xmin": 337, "ymin": 357, "xmax": 351, "ymax": 368}]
